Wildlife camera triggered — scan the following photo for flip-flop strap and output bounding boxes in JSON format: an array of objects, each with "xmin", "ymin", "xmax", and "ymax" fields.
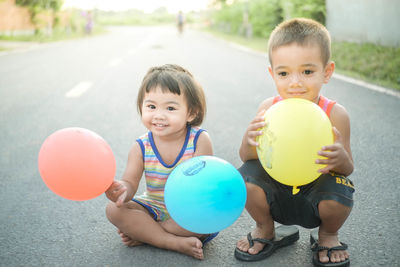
[
  {"xmin": 326, "ymin": 242, "xmax": 348, "ymax": 258},
  {"xmin": 311, "ymin": 242, "xmax": 348, "ymax": 259},
  {"xmin": 246, "ymin": 233, "xmax": 274, "ymax": 247},
  {"xmin": 311, "ymin": 243, "xmax": 330, "ymax": 252}
]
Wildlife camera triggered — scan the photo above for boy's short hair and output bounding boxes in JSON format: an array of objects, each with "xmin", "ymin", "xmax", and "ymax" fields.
[
  {"xmin": 137, "ymin": 64, "xmax": 206, "ymax": 126},
  {"xmin": 268, "ymin": 18, "xmax": 331, "ymax": 66}
]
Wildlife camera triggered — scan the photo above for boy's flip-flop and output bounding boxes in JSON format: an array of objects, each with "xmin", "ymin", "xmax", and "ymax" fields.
[
  {"xmin": 310, "ymin": 228, "xmax": 350, "ymax": 267},
  {"xmin": 234, "ymin": 225, "xmax": 299, "ymax": 262},
  {"xmin": 202, "ymin": 232, "xmax": 219, "ymax": 246}
]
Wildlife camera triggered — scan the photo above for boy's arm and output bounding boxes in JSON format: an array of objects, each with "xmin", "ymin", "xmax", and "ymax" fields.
[
  {"xmin": 239, "ymin": 98, "xmax": 273, "ymax": 162},
  {"xmin": 105, "ymin": 142, "xmax": 144, "ymax": 206},
  {"xmin": 317, "ymin": 103, "xmax": 354, "ymax": 176},
  {"xmin": 193, "ymin": 131, "xmax": 213, "ymax": 156}
]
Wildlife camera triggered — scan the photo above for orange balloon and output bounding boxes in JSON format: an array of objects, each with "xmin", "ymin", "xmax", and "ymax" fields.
[{"xmin": 38, "ymin": 128, "xmax": 115, "ymax": 201}]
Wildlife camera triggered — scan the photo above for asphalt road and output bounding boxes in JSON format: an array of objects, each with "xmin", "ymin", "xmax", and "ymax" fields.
[{"xmin": 1, "ymin": 26, "xmax": 399, "ymax": 267}]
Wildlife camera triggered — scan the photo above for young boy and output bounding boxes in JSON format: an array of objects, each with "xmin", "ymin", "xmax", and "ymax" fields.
[{"xmin": 234, "ymin": 18, "xmax": 354, "ymax": 267}]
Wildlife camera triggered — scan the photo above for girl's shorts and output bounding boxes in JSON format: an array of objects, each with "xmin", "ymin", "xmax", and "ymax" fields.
[
  {"xmin": 239, "ymin": 160, "xmax": 355, "ymax": 229},
  {"xmin": 132, "ymin": 198, "xmax": 170, "ymax": 222}
]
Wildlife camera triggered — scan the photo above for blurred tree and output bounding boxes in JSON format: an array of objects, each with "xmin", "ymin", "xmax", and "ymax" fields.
[
  {"xmin": 249, "ymin": 0, "xmax": 283, "ymax": 38},
  {"xmin": 211, "ymin": 0, "xmax": 326, "ymax": 38},
  {"xmin": 211, "ymin": 0, "xmax": 229, "ymax": 5},
  {"xmin": 16, "ymin": 0, "xmax": 64, "ymax": 33},
  {"xmin": 281, "ymin": 0, "xmax": 325, "ymax": 24},
  {"xmin": 16, "ymin": 0, "xmax": 63, "ymax": 11}
]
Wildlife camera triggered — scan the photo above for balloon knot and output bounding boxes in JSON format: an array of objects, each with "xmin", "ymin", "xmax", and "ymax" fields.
[{"xmin": 292, "ymin": 186, "xmax": 300, "ymax": 195}]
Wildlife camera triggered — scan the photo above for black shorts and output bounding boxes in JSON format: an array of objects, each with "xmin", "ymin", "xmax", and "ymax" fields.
[{"xmin": 239, "ymin": 160, "xmax": 355, "ymax": 229}]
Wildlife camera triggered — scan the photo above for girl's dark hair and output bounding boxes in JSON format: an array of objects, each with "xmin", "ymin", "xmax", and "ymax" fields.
[{"xmin": 137, "ymin": 64, "xmax": 206, "ymax": 126}]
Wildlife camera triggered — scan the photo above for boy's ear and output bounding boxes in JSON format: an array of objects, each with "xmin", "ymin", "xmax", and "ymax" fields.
[
  {"xmin": 324, "ymin": 61, "xmax": 335, "ymax": 83},
  {"xmin": 268, "ymin": 66, "xmax": 274, "ymax": 77}
]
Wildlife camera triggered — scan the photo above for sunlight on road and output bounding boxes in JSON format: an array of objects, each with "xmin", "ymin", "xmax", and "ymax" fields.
[
  {"xmin": 108, "ymin": 57, "xmax": 123, "ymax": 67},
  {"xmin": 65, "ymin": 81, "xmax": 93, "ymax": 98}
]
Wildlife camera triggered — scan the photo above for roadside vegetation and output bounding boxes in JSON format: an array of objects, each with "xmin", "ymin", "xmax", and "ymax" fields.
[
  {"xmin": 205, "ymin": 27, "xmax": 400, "ymax": 91},
  {"xmin": 0, "ymin": 0, "xmax": 105, "ymax": 43},
  {"xmin": 206, "ymin": 0, "xmax": 400, "ymax": 90},
  {"xmin": 0, "ymin": 26, "xmax": 104, "ymax": 43},
  {"xmin": 331, "ymin": 42, "xmax": 400, "ymax": 90},
  {"xmin": 0, "ymin": 3, "xmax": 177, "ymax": 43}
]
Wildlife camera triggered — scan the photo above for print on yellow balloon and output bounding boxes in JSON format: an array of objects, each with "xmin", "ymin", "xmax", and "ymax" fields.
[
  {"xmin": 257, "ymin": 124, "xmax": 276, "ymax": 169},
  {"xmin": 256, "ymin": 98, "xmax": 333, "ymax": 193}
]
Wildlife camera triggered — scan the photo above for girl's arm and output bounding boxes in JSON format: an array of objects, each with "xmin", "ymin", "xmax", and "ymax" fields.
[
  {"xmin": 239, "ymin": 98, "xmax": 273, "ymax": 162},
  {"xmin": 193, "ymin": 131, "xmax": 213, "ymax": 157},
  {"xmin": 316, "ymin": 103, "xmax": 354, "ymax": 176},
  {"xmin": 105, "ymin": 142, "xmax": 144, "ymax": 207}
]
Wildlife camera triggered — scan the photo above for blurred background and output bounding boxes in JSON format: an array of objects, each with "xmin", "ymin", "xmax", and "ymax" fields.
[{"xmin": 0, "ymin": 0, "xmax": 399, "ymax": 90}]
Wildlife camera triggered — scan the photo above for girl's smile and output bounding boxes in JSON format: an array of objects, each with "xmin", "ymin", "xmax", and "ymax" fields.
[{"xmin": 141, "ymin": 87, "xmax": 194, "ymax": 139}]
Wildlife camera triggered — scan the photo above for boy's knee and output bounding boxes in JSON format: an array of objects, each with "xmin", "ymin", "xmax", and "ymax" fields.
[
  {"xmin": 318, "ymin": 199, "xmax": 352, "ymax": 215},
  {"xmin": 245, "ymin": 182, "xmax": 262, "ymax": 193},
  {"xmin": 245, "ymin": 182, "xmax": 268, "ymax": 204},
  {"xmin": 318, "ymin": 200, "xmax": 352, "ymax": 231}
]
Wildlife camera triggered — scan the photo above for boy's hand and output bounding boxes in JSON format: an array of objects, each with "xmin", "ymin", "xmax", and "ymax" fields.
[
  {"xmin": 245, "ymin": 110, "xmax": 266, "ymax": 147},
  {"xmin": 316, "ymin": 127, "xmax": 348, "ymax": 174},
  {"xmin": 105, "ymin": 181, "xmax": 127, "ymax": 207}
]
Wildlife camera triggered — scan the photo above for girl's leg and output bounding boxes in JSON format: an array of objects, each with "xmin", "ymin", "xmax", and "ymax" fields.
[
  {"xmin": 117, "ymin": 228, "xmax": 142, "ymax": 247},
  {"xmin": 159, "ymin": 219, "xmax": 209, "ymax": 240},
  {"xmin": 236, "ymin": 183, "xmax": 275, "ymax": 255},
  {"xmin": 106, "ymin": 201, "xmax": 204, "ymax": 259},
  {"xmin": 317, "ymin": 200, "xmax": 352, "ymax": 264}
]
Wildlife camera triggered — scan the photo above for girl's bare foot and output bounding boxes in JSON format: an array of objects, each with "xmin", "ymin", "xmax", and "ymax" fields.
[
  {"xmin": 117, "ymin": 229, "xmax": 203, "ymax": 259},
  {"xmin": 236, "ymin": 226, "xmax": 274, "ymax": 255},
  {"xmin": 318, "ymin": 231, "xmax": 349, "ymax": 264},
  {"xmin": 117, "ymin": 229, "xmax": 143, "ymax": 247},
  {"xmin": 174, "ymin": 236, "xmax": 204, "ymax": 260}
]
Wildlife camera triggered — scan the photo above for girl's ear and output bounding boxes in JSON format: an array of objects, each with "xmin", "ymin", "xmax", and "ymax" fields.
[
  {"xmin": 187, "ymin": 111, "xmax": 196, "ymax": 124},
  {"xmin": 324, "ymin": 61, "xmax": 335, "ymax": 83}
]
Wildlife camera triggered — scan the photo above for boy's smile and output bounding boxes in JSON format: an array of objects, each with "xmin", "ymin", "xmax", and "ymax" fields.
[{"xmin": 268, "ymin": 43, "xmax": 334, "ymax": 104}]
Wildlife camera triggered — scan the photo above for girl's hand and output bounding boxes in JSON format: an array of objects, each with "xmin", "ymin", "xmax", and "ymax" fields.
[
  {"xmin": 316, "ymin": 127, "xmax": 349, "ymax": 174},
  {"xmin": 105, "ymin": 181, "xmax": 127, "ymax": 207},
  {"xmin": 245, "ymin": 109, "xmax": 266, "ymax": 147}
]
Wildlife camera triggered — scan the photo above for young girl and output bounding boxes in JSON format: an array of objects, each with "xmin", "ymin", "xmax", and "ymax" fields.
[{"xmin": 105, "ymin": 64, "xmax": 217, "ymax": 260}]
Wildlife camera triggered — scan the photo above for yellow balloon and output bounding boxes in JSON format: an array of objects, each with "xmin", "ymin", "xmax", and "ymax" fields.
[{"xmin": 256, "ymin": 98, "xmax": 333, "ymax": 187}]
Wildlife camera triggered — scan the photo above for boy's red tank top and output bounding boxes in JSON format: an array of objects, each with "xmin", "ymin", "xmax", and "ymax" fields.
[{"xmin": 272, "ymin": 95, "xmax": 336, "ymax": 118}]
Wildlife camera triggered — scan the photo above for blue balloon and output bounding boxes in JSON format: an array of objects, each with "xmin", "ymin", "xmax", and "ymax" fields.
[{"xmin": 165, "ymin": 156, "xmax": 247, "ymax": 234}]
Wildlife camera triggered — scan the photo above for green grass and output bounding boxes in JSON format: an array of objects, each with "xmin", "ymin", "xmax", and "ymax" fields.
[
  {"xmin": 0, "ymin": 27, "xmax": 107, "ymax": 52},
  {"xmin": 205, "ymin": 27, "xmax": 400, "ymax": 91},
  {"xmin": 0, "ymin": 27, "xmax": 106, "ymax": 43},
  {"xmin": 331, "ymin": 42, "xmax": 400, "ymax": 90}
]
